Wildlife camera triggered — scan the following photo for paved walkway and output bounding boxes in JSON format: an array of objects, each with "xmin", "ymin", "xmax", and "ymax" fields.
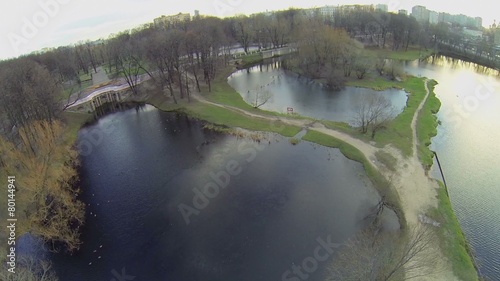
[{"xmin": 92, "ymin": 66, "xmax": 110, "ymax": 86}]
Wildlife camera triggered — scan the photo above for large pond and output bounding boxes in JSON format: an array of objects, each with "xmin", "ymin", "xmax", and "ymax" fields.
[
  {"xmin": 38, "ymin": 105, "xmax": 397, "ymax": 281},
  {"xmin": 405, "ymin": 56, "xmax": 500, "ymax": 279},
  {"xmin": 228, "ymin": 61, "xmax": 408, "ymax": 123}
]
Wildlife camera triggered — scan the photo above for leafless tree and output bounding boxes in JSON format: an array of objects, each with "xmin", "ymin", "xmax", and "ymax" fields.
[
  {"xmin": 385, "ymin": 61, "xmax": 405, "ymax": 81},
  {"xmin": 252, "ymin": 87, "xmax": 272, "ymax": 108},
  {"xmin": 327, "ymin": 223, "xmax": 437, "ymax": 281},
  {"xmin": 353, "ymin": 94, "xmax": 394, "ymax": 139},
  {"xmin": 0, "ymin": 58, "xmax": 62, "ymax": 131},
  {"xmin": 354, "ymin": 52, "xmax": 374, "ymax": 79},
  {"xmin": 0, "ymin": 255, "xmax": 58, "ymax": 281},
  {"xmin": 234, "ymin": 16, "xmax": 254, "ymax": 54},
  {"xmin": 375, "ymin": 56, "xmax": 387, "ymax": 76}
]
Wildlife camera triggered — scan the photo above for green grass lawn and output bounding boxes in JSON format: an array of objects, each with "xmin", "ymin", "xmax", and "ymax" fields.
[
  {"xmin": 60, "ymin": 80, "xmax": 93, "ymax": 102},
  {"xmin": 239, "ymin": 53, "xmax": 264, "ymax": 67},
  {"xmin": 60, "ymin": 111, "xmax": 94, "ymax": 144},
  {"xmin": 182, "ymin": 102, "xmax": 301, "ymax": 137},
  {"xmin": 367, "ymin": 47, "xmax": 434, "ymax": 61},
  {"xmin": 78, "ymin": 71, "xmax": 92, "ymax": 82},
  {"xmin": 428, "ymin": 182, "xmax": 479, "ymax": 281},
  {"xmin": 206, "ymin": 70, "xmax": 257, "ymax": 110},
  {"xmin": 416, "ymin": 80, "xmax": 440, "ymax": 169}
]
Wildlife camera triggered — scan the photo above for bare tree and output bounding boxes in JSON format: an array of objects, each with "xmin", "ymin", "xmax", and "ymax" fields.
[
  {"xmin": 353, "ymin": 95, "xmax": 394, "ymax": 139},
  {"xmin": 327, "ymin": 223, "xmax": 437, "ymax": 281},
  {"xmin": 385, "ymin": 61, "xmax": 405, "ymax": 81},
  {"xmin": 0, "ymin": 256, "xmax": 58, "ymax": 281},
  {"xmin": 354, "ymin": 52, "xmax": 374, "ymax": 79},
  {"xmin": 0, "ymin": 58, "xmax": 62, "ymax": 130},
  {"xmin": 233, "ymin": 16, "xmax": 254, "ymax": 54},
  {"xmin": 375, "ymin": 56, "xmax": 387, "ymax": 76},
  {"xmin": 251, "ymin": 87, "xmax": 272, "ymax": 108}
]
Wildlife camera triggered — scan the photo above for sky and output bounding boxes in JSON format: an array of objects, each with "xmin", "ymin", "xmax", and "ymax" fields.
[{"xmin": 0, "ymin": 0, "xmax": 498, "ymax": 60}]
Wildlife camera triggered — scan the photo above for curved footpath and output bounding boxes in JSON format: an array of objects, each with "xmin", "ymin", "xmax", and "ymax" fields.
[{"xmin": 190, "ymin": 80, "xmax": 457, "ymax": 280}]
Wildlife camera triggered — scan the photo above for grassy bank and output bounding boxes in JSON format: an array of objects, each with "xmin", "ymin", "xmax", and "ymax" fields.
[
  {"xmin": 206, "ymin": 67, "xmax": 257, "ymax": 110},
  {"xmin": 302, "ymin": 130, "xmax": 406, "ymax": 228},
  {"xmin": 237, "ymin": 52, "xmax": 264, "ymax": 68},
  {"xmin": 181, "ymin": 102, "xmax": 301, "ymax": 137},
  {"xmin": 339, "ymin": 76, "xmax": 431, "ymax": 158},
  {"xmin": 368, "ymin": 47, "xmax": 435, "ymax": 61},
  {"xmin": 428, "ymin": 181, "xmax": 479, "ymax": 281},
  {"xmin": 416, "ymin": 80, "xmax": 441, "ymax": 169}
]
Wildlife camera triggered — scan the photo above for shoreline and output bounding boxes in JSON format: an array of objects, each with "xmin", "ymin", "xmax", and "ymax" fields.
[{"xmin": 63, "ymin": 62, "xmax": 479, "ymax": 280}]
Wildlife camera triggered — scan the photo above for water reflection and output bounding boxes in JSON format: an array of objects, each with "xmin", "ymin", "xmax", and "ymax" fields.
[
  {"xmin": 405, "ymin": 55, "xmax": 500, "ymax": 279},
  {"xmin": 228, "ymin": 61, "xmax": 408, "ymax": 124}
]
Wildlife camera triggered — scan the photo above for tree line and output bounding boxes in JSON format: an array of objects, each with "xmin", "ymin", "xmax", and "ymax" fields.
[{"xmin": 0, "ymin": 7, "xmax": 448, "ymax": 279}]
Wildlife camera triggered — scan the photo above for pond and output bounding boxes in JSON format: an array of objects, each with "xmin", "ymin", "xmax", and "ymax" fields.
[
  {"xmin": 227, "ymin": 61, "xmax": 408, "ymax": 123},
  {"xmin": 34, "ymin": 105, "xmax": 398, "ymax": 281}
]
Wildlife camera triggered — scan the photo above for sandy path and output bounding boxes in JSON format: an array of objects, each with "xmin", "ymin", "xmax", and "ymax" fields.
[{"xmin": 378, "ymin": 80, "xmax": 457, "ymax": 281}]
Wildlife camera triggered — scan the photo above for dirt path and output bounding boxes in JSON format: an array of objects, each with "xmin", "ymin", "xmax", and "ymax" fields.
[
  {"xmin": 379, "ymin": 80, "xmax": 457, "ymax": 281},
  {"xmin": 191, "ymin": 80, "xmax": 458, "ymax": 280}
]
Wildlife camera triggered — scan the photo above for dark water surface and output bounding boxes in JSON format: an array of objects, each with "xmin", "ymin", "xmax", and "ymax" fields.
[
  {"xmin": 44, "ymin": 105, "xmax": 396, "ymax": 281},
  {"xmin": 227, "ymin": 61, "xmax": 408, "ymax": 123}
]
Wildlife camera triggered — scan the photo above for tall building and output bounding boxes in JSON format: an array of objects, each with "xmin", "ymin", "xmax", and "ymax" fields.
[
  {"xmin": 411, "ymin": 6, "xmax": 430, "ymax": 23},
  {"xmin": 495, "ymin": 28, "xmax": 500, "ymax": 45},
  {"xmin": 319, "ymin": 5, "xmax": 336, "ymax": 18},
  {"xmin": 429, "ymin": 11, "xmax": 439, "ymax": 24},
  {"xmin": 474, "ymin": 17, "xmax": 483, "ymax": 28},
  {"xmin": 457, "ymin": 14, "xmax": 468, "ymax": 26},
  {"xmin": 376, "ymin": 4, "xmax": 388, "ymax": 13}
]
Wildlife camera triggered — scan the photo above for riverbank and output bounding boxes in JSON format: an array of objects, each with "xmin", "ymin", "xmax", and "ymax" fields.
[{"xmin": 61, "ymin": 62, "xmax": 478, "ymax": 280}]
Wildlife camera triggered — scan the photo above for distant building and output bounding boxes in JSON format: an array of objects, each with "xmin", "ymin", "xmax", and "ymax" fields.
[
  {"xmin": 339, "ymin": 4, "xmax": 374, "ymax": 13},
  {"xmin": 429, "ymin": 11, "xmax": 439, "ymax": 24},
  {"xmin": 455, "ymin": 14, "xmax": 468, "ymax": 26},
  {"xmin": 474, "ymin": 17, "xmax": 483, "ymax": 28},
  {"xmin": 438, "ymin": 12, "xmax": 452, "ymax": 23},
  {"xmin": 411, "ymin": 5, "xmax": 429, "ymax": 23},
  {"xmin": 376, "ymin": 4, "xmax": 388, "ymax": 13},
  {"xmin": 463, "ymin": 28, "xmax": 483, "ymax": 39},
  {"xmin": 495, "ymin": 28, "xmax": 500, "ymax": 45},
  {"xmin": 398, "ymin": 9, "xmax": 408, "ymax": 16},
  {"xmin": 154, "ymin": 13, "xmax": 191, "ymax": 28},
  {"xmin": 194, "ymin": 10, "xmax": 200, "ymax": 18},
  {"xmin": 319, "ymin": 5, "xmax": 336, "ymax": 18}
]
